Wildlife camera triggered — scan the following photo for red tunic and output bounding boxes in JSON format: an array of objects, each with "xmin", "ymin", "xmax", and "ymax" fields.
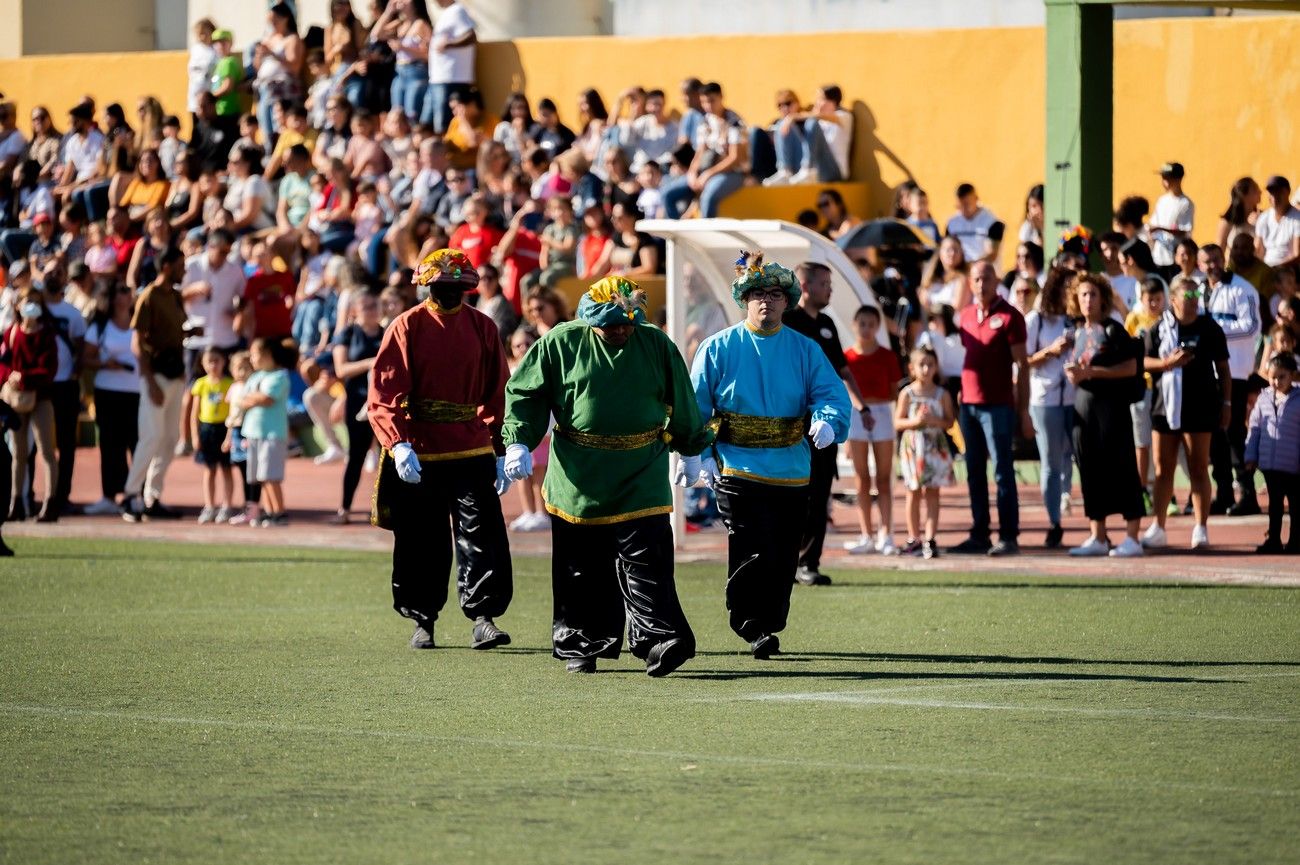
[{"xmin": 367, "ymin": 300, "xmax": 509, "ymax": 460}]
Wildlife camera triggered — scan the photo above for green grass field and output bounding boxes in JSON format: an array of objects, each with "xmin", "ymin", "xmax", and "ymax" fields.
[{"xmin": 1, "ymin": 538, "xmax": 1297, "ymax": 864}]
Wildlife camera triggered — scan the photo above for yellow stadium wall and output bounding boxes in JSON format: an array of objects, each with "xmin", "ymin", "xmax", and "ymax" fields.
[{"xmin": 2, "ymin": 15, "xmax": 1297, "ymax": 268}]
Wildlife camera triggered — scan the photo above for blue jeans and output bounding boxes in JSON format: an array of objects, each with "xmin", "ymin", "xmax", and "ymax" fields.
[
  {"xmin": 390, "ymin": 63, "xmax": 428, "ymax": 120},
  {"xmin": 751, "ymin": 119, "xmax": 843, "ymax": 182},
  {"xmin": 0, "ymin": 229, "xmax": 36, "ymax": 265},
  {"xmin": 958, "ymin": 403, "xmax": 1019, "ymax": 542},
  {"xmin": 421, "ymin": 81, "xmax": 470, "ymax": 133},
  {"xmin": 661, "ymin": 170, "xmax": 746, "ymax": 219},
  {"xmin": 1029, "ymin": 404, "xmax": 1074, "ymax": 527},
  {"xmin": 74, "ymin": 181, "xmax": 113, "ymax": 223}
]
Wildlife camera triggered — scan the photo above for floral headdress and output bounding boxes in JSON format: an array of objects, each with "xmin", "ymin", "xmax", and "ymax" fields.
[
  {"xmin": 577, "ymin": 276, "xmax": 648, "ymax": 327},
  {"xmin": 730, "ymin": 250, "xmax": 799, "ymax": 309},
  {"xmin": 1057, "ymin": 225, "xmax": 1093, "ymax": 257},
  {"xmin": 412, "ymin": 248, "xmax": 479, "ymax": 291}
]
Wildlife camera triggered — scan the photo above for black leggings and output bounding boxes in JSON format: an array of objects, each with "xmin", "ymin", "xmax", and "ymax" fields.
[
  {"xmin": 1263, "ymin": 470, "xmax": 1299, "ymax": 545},
  {"xmin": 342, "ymin": 410, "xmax": 373, "ymax": 511},
  {"xmin": 94, "ymin": 388, "xmax": 139, "ymax": 500},
  {"xmin": 233, "ymin": 461, "xmax": 262, "ymax": 506},
  {"xmin": 0, "ymin": 423, "xmax": 10, "ymax": 531}
]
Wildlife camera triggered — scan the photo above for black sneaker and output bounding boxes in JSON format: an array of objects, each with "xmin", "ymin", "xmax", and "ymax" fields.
[
  {"xmin": 922, "ymin": 539, "xmax": 939, "ymax": 559},
  {"xmin": 566, "ymin": 657, "xmax": 596, "ymax": 674},
  {"xmin": 1286, "ymin": 541, "xmax": 1300, "ymax": 556},
  {"xmin": 119, "ymin": 495, "xmax": 144, "ymax": 523},
  {"xmin": 795, "ymin": 566, "xmax": 831, "ymax": 586},
  {"xmin": 6, "ymin": 502, "xmax": 26, "ymax": 522},
  {"xmin": 751, "ymin": 633, "xmax": 780, "ymax": 660},
  {"xmin": 143, "ymin": 501, "xmax": 182, "ymax": 520},
  {"xmin": 900, "ymin": 537, "xmax": 923, "ymax": 556},
  {"xmin": 1044, "ymin": 525, "xmax": 1065, "ymax": 549},
  {"xmin": 470, "ymin": 617, "xmax": 511, "ymax": 650},
  {"xmin": 1227, "ymin": 496, "xmax": 1261, "ymax": 517},
  {"xmin": 645, "ymin": 638, "xmax": 692, "ymax": 678},
  {"xmin": 1256, "ymin": 538, "xmax": 1284, "ymax": 554},
  {"xmin": 0, "ymin": 538, "xmax": 13, "ymax": 557},
  {"xmin": 261, "ymin": 512, "xmax": 290, "ymax": 528},
  {"xmin": 410, "ymin": 622, "xmax": 435, "ymax": 649},
  {"xmin": 988, "ymin": 539, "xmax": 1020, "ymax": 557},
  {"xmin": 1209, "ymin": 498, "xmax": 1232, "ymax": 517},
  {"xmin": 949, "ymin": 536, "xmax": 992, "ymax": 555}
]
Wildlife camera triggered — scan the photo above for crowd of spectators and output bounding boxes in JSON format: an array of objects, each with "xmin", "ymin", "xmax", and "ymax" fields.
[{"xmin": 0, "ymin": 0, "xmax": 1298, "ymax": 560}]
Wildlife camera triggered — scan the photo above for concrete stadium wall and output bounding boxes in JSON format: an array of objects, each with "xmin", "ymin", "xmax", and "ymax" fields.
[{"xmin": 1, "ymin": 15, "xmax": 1296, "ymax": 259}]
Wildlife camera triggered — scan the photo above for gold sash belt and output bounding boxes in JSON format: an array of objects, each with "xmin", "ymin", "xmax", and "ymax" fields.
[
  {"xmin": 404, "ymin": 398, "xmax": 478, "ymax": 423},
  {"xmin": 713, "ymin": 411, "xmax": 806, "ymax": 448},
  {"xmin": 555, "ymin": 425, "xmax": 665, "ymax": 450}
]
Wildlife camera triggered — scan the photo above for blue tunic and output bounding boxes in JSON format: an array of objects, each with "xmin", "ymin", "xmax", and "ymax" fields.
[{"xmin": 691, "ymin": 321, "xmax": 851, "ymax": 486}]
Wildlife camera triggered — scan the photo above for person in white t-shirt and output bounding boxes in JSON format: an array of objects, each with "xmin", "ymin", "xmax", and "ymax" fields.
[
  {"xmin": 760, "ymin": 84, "xmax": 854, "ymax": 186},
  {"xmin": 39, "ymin": 262, "xmax": 88, "ymax": 518},
  {"xmin": 1099, "ymin": 231, "xmax": 1139, "ymax": 315},
  {"xmin": 187, "ymin": 19, "xmax": 218, "ymax": 122},
  {"xmin": 1149, "ymin": 162, "xmax": 1194, "ymax": 268},
  {"xmin": 423, "ymin": 0, "xmax": 477, "ymax": 134},
  {"xmin": 180, "ymin": 229, "xmax": 246, "ymax": 354},
  {"xmin": 1255, "ymin": 175, "xmax": 1300, "ymax": 269},
  {"xmin": 945, "ymin": 183, "xmax": 1004, "ymax": 264},
  {"xmin": 83, "ymin": 283, "xmax": 142, "ymax": 515}
]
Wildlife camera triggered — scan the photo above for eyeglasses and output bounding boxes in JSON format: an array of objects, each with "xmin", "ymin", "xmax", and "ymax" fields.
[{"xmin": 747, "ymin": 290, "xmax": 787, "ymax": 303}]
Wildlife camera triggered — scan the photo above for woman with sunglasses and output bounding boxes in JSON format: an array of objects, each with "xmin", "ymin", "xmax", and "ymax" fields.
[
  {"xmin": 27, "ymin": 108, "xmax": 62, "ymax": 183},
  {"xmin": 82, "ymin": 282, "xmax": 141, "ymax": 515},
  {"xmin": 815, "ymin": 188, "xmax": 860, "ymax": 242},
  {"xmin": 1142, "ymin": 274, "xmax": 1231, "ymax": 550}
]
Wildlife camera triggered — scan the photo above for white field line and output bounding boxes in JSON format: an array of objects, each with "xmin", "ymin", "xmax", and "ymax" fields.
[
  {"xmin": 745, "ymin": 691, "xmax": 1297, "ymax": 723},
  {"xmin": 0, "ymin": 702, "xmax": 1294, "ymax": 799}
]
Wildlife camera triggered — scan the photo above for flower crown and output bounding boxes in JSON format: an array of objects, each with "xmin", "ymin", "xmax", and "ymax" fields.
[
  {"xmin": 1058, "ymin": 225, "xmax": 1093, "ymax": 256},
  {"xmin": 413, "ymin": 248, "xmax": 475, "ymax": 287}
]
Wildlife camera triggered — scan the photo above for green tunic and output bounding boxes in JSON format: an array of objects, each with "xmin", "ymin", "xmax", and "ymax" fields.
[{"xmin": 503, "ymin": 321, "xmax": 713, "ymax": 525}]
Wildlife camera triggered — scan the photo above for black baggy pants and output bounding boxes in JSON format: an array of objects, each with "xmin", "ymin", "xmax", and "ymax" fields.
[
  {"xmin": 1263, "ymin": 469, "xmax": 1300, "ymax": 546},
  {"xmin": 1210, "ymin": 381, "xmax": 1253, "ymax": 501},
  {"xmin": 715, "ymin": 476, "xmax": 809, "ymax": 642},
  {"xmin": 385, "ymin": 453, "xmax": 513, "ymax": 626},
  {"xmin": 550, "ymin": 512, "xmax": 695, "ymax": 663},
  {"xmin": 797, "ymin": 440, "xmax": 837, "ymax": 571},
  {"xmin": 50, "ymin": 380, "xmax": 81, "ymax": 511}
]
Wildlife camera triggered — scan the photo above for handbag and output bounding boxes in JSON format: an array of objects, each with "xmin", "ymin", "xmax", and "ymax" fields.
[{"xmin": 1, "ymin": 381, "xmax": 36, "ymax": 414}]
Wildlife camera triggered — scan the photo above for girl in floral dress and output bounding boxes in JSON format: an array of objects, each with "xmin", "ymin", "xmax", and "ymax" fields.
[{"xmin": 895, "ymin": 347, "xmax": 955, "ymax": 558}]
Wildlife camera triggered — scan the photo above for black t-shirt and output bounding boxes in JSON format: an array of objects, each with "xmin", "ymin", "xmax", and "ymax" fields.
[
  {"xmin": 332, "ymin": 323, "xmax": 385, "ymax": 409},
  {"xmin": 1070, "ymin": 319, "xmax": 1139, "ymax": 403},
  {"xmin": 1144, "ymin": 314, "xmax": 1229, "ymax": 422},
  {"xmin": 782, "ymin": 306, "xmax": 847, "ymax": 372}
]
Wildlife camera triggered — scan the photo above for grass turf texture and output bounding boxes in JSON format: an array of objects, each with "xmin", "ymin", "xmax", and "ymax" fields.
[{"xmin": 1, "ymin": 539, "xmax": 1297, "ymax": 864}]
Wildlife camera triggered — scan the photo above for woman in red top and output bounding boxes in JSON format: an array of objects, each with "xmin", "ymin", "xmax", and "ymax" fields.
[
  {"xmin": 842, "ymin": 304, "xmax": 902, "ymax": 555},
  {"xmin": 447, "ymin": 195, "xmax": 504, "ymax": 270},
  {"xmin": 577, "ymin": 206, "xmax": 614, "ymax": 281},
  {"xmin": 1, "ymin": 292, "xmax": 59, "ymax": 521}
]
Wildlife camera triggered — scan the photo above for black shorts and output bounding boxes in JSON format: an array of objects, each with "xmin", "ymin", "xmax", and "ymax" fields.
[
  {"xmin": 195, "ymin": 421, "xmax": 231, "ymax": 467},
  {"xmin": 1152, "ymin": 413, "xmax": 1217, "ymax": 436}
]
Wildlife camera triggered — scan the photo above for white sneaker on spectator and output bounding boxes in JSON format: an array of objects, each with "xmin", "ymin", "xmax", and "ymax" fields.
[
  {"xmin": 313, "ymin": 446, "xmax": 345, "ymax": 465},
  {"xmin": 197, "ymin": 506, "xmax": 216, "ymax": 524},
  {"xmin": 842, "ymin": 536, "xmax": 876, "ymax": 554},
  {"xmin": 875, "ymin": 532, "xmax": 898, "ymax": 556},
  {"xmin": 174, "ymin": 439, "xmax": 192, "ymax": 457},
  {"xmin": 1068, "ymin": 535, "xmax": 1110, "ymax": 557},
  {"xmin": 1141, "ymin": 523, "xmax": 1167, "ymax": 549},
  {"xmin": 1109, "ymin": 536, "xmax": 1144, "ymax": 558},
  {"xmin": 363, "ymin": 449, "xmax": 378, "ymax": 473},
  {"xmin": 787, "ymin": 167, "xmax": 816, "ymax": 185},
  {"xmin": 83, "ymin": 497, "xmax": 120, "ymax": 516},
  {"xmin": 510, "ymin": 512, "xmax": 543, "ymax": 532},
  {"xmin": 214, "ymin": 507, "xmax": 233, "ymax": 524},
  {"xmin": 1060, "ymin": 492, "xmax": 1073, "ymax": 515},
  {"xmin": 1191, "ymin": 524, "xmax": 1209, "ymax": 549},
  {"xmin": 762, "ymin": 169, "xmax": 794, "ymax": 187},
  {"xmin": 525, "ymin": 511, "xmax": 550, "ymax": 530}
]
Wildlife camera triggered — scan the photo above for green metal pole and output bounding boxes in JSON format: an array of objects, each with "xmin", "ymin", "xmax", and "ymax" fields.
[{"xmin": 1044, "ymin": 0, "xmax": 1113, "ymax": 245}]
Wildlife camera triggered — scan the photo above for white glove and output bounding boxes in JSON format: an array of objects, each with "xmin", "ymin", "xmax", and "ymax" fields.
[
  {"xmin": 674, "ymin": 454, "xmax": 702, "ymax": 487},
  {"xmin": 697, "ymin": 454, "xmax": 720, "ymax": 488},
  {"xmin": 809, "ymin": 419, "xmax": 835, "ymax": 449},
  {"xmin": 503, "ymin": 442, "xmax": 533, "ymax": 481},
  {"xmin": 392, "ymin": 442, "xmax": 422, "ymax": 484},
  {"xmin": 494, "ymin": 456, "xmax": 512, "ymax": 496}
]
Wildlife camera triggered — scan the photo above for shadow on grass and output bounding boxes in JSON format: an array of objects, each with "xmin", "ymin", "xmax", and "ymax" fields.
[
  {"xmin": 22, "ymin": 551, "xmax": 380, "ymax": 566},
  {"xmin": 726, "ymin": 651, "xmax": 1300, "ymax": 668},
  {"xmin": 671, "ymin": 669, "xmax": 1241, "ymax": 684},
  {"xmin": 826, "ymin": 581, "xmax": 1266, "ymax": 590}
]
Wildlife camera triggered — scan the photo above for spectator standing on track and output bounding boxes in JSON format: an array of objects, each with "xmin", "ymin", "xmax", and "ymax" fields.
[
  {"xmin": 190, "ymin": 347, "xmax": 234, "ymax": 524},
  {"xmin": 1063, "ymin": 274, "xmax": 1145, "ymax": 559},
  {"xmin": 121, "ymin": 248, "xmax": 188, "ymax": 522},
  {"xmin": 895, "ymin": 346, "xmax": 955, "ymax": 559},
  {"xmin": 950, "ymin": 261, "xmax": 1031, "ymax": 557},
  {"xmin": 782, "ymin": 261, "xmax": 866, "ymax": 585},
  {"xmin": 39, "ymin": 261, "xmax": 86, "ymax": 520},
  {"xmin": 239, "ymin": 337, "xmax": 296, "ymax": 527},
  {"xmin": 1023, "ymin": 266, "xmax": 1077, "ymax": 549},
  {"xmin": 1149, "ymin": 162, "xmax": 1194, "ymax": 269},
  {"xmin": 329, "ymin": 291, "xmax": 384, "ymax": 524},
  {"xmin": 1142, "ymin": 275, "xmax": 1231, "ymax": 551},
  {"xmin": 82, "ymin": 283, "xmax": 141, "ymax": 516},
  {"xmin": 1245, "ymin": 352, "xmax": 1300, "ymax": 553},
  {"xmin": 841, "ymin": 305, "xmax": 901, "ymax": 556}
]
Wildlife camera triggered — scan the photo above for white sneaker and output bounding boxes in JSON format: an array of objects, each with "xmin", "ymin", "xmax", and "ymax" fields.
[
  {"xmin": 1069, "ymin": 535, "xmax": 1110, "ymax": 557},
  {"xmin": 214, "ymin": 506, "xmax": 233, "ymax": 524},
  {"xmin": 83, "ymin": 497, "xmax": 120, "ymax": 516},
  {"xmin": 1060, "ymin": 492, "xmax": 1073, "ymax": 516},
  {"xmin": 878, "ymin": 536, "xmax": 899, "ymax": 556},
  {"xmin": 313, "ymin": 446, "xmax": 345, "ymax": 465},
  {"xmin": 1109, "ymin": 536, "xmax": 1144, "ymax": 558},
  {"xmin": 787, "ymin": 167, "xmax": 815, "ymax": 185},
  {"xmin": 1141, "ymin": 523, "xmax": 1168, "ymax": 549},
  {"xmin": 197, "ymin": 506, "xmax": 216, "ymax": 524},
  {"xmin": 842, "ymin": 535, "xmax": 876, "ymax": 554},
  {"xmin": 761, "ymin": 169, "xmax": 794, "ymax": 187},
  {"xmin": 1191, "ymin": 524, "xmax": 1209, "ymax": 549},
  {"xmin": 363, "ymin": 449, "xmax": 378, "ymax": 473},
  {"xmin": 525, "ymin": 511, "xmax": 551, "ymax": 530},
  {"xmin": 509, "ymin": 512, "xmax": 534, "ymax": 532}
]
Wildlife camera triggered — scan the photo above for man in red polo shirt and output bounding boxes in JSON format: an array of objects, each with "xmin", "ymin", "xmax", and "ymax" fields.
[{"xmin": 951, "ymin": 261, "xmax": 1032, "ymax": 556}]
